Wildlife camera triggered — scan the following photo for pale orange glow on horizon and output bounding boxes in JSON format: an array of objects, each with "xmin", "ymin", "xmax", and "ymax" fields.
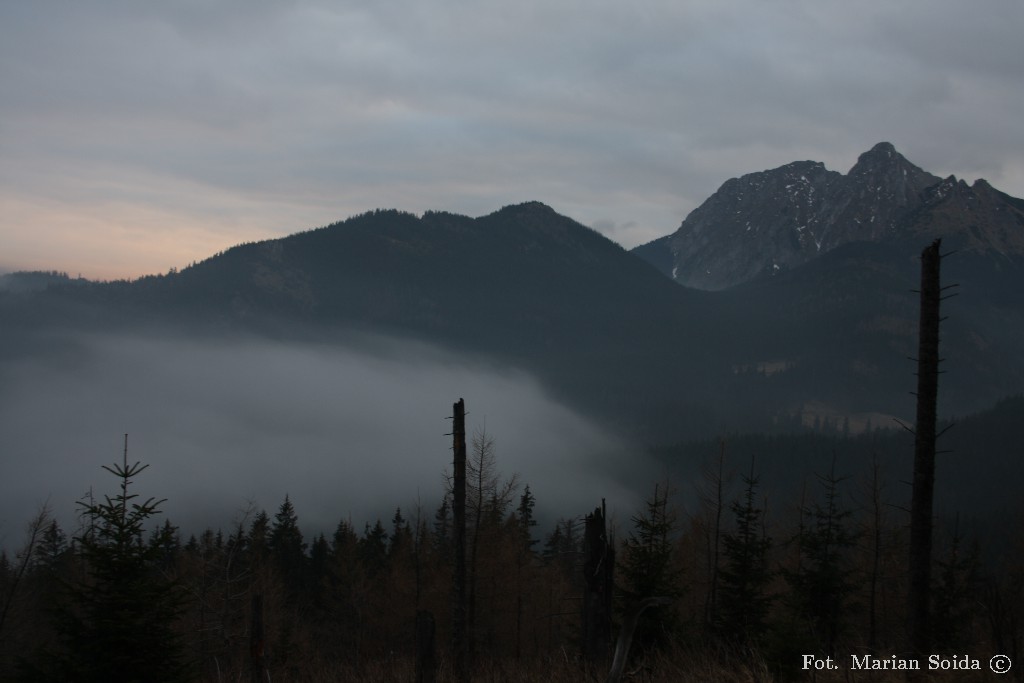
[{"xmin": 0, "ymin": 194, "xmax": 339, "ymax": 282}]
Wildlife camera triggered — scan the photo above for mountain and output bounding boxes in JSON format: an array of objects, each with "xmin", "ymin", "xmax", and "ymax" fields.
[
  {"xmin": 4, "ymin": 180, "xmax": 1024, "ymax": 445},
  {"xmin": 0, "ymin": 203, "xmax": 730, "ymax": 439},
  {"xmin": 97, "ymin": 202, "xmax": 709, "ymax": 353},
  {"xmin": 903, "ymin": 175, "xmax": 1024, "ymax": 255},
  {"xmin": 628, "ymin": 142, "xmax": 1024, "ymax": 428},
  {"xmin": 633, "ymin": 142, "xmax": 1024, "ymax": 290}
]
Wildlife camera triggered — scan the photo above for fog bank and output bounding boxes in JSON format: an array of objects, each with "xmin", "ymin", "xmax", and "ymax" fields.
[{"xmin": 0, "ymin": 331, "xmax": 654, "ymax": 546}]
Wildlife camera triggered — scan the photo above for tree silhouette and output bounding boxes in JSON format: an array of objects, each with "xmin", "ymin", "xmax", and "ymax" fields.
[
  {"xmin": 56, "ymin": 436, "xmax": 187, "ymax": 682},
  {"xmin": 517, "ymin": 485, "xmax": 538, "ymax": 552},
  {"xmin": 784, "ymin": 458, "xmax": 857, "ymax": 657},
  {"xmin": 716, "ymin": 458, "xmax": 773, "ymax": 647},
  {"xmin": 620, "ymin": 482, "xmax": 682, "ymax": 650},
  {"xmin": 269, "ymin": 495, "xmax": 306, "ymax": 594}
]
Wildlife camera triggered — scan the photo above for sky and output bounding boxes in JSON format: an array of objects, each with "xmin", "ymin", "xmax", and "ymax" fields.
[{"xmin": 2, "ymin": 0, "xmax": 1023, "ymax": 280}]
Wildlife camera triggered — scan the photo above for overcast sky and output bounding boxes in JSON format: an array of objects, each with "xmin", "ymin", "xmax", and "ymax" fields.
[{"xmin": 2, "ymin": 0, "xmax": 1023, "ymax": 280}]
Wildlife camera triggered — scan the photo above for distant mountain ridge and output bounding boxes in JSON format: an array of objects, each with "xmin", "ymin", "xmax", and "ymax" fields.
[
  {"xmin": 0, "ymin": 203, "xmax": 729, "ymax": 439},
  {"xmin": 4, "ymin": 179, "xmax": 1024, "ymax": 445},
  {"xmin": 634, "ymin": 142, "xmax": 1024, "ymax": 290}
]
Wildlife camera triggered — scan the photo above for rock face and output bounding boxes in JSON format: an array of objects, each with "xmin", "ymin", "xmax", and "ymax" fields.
[
  {"xmin": 650, "ymin": 159, "xmax": 843, "ymax": 290},
  {"xmin": 903, "ymin": 176, "xmax": 1024, "ymax": 256},
  {"xmin": 633, "ymin": 142, "xmax": 1013, "ymax": 290},
  {"xmin": 814, "ymin": 142, "xmax": 944, "ymax": 248}
]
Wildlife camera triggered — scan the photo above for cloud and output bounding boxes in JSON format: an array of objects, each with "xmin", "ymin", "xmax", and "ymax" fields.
[
  {"xmin": 1, "ymin": 0, "xmax": 1022, "ymax": 278},
  {"xmin": 0, "ymin": 330, "xmax": 652, "ymax": 544}
]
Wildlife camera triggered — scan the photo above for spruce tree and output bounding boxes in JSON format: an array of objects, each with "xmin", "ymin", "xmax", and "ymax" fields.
[
  {"xmin": 517, "ymin": 485, "xmax": 538, "ymax": 551},
  {"xmin": 716, "ymin": 461, "xmax": 773, "ymax": 647},
  {"xmin": 932, "ymin": 520, "xmax": 980, "ymax": 649},
  {"xmin": 359, "ymin": 520, "xmax": 389, "ymax": 576},
  {"xmin": 309, "ymin": 533, "xmax": 331, "ymax": 597},
  {"xmin": 37, "ymin": 520, "xmax": 68, "ymax": 574},
  {"xmin": 269, "ymin": 495, "xmax": 306, "ymax": 594},
  {"xmin": 542, "ymin": 517, "xmax": 580, "ymax": 582},
  {"xmin": 56, "ymin": 437, "xmax": 187, "ymax": 682},
  {"xmin": 783, "ymin": 460, "xmax": 857, "ymax": 657},
  {"xmin": 432, "ymin": 496, "xmax": 452, "ymax": 559},
  {"xmin": 389, "ymin": 507, "xmax": 413, "ymax": 558},
  {"xmin": 620, "ymin": 483, "xmax": 682, "ymax": 650},
  {"xmin": 247, "ymin": 510, "xmax": 271, "ymax": 571}
]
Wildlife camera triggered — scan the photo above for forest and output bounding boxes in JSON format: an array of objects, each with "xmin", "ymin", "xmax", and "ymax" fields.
[{"xmin": 1, "ymin": 402, "xmax": 1022, "ymax": 683}]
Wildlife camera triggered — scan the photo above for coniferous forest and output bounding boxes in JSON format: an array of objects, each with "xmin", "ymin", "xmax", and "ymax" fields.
[{"xmin": 1, "ymin": 403, "xmax": 1023, "ymax": 683}]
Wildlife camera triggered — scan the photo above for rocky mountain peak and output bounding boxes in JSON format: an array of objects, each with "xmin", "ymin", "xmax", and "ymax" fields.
[
  {"xmin": 847, "ymin": 141, "xmax": 932, "ymax": 181},
  {"xmin": 631, "ymin": 160, "xmax": 843, "ymax": 290},
  {"xmin": 904, "ymin": 175, "xmax": 1024, "ymax": 256},
  {"xmin": 811, "ymin": 143, "xmax": 941, "ymax": 251},
  {"xmin": 631, "ymin": 143, "xmax": 1020, "ymax": 290},
  {"xmin": 855, "ymin": 140, "xmax": 897, "ymax": 162}
]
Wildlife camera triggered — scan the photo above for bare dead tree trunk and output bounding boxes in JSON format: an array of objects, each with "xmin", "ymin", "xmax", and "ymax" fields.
[
  {"xmin": 467, "ymin": 430, "xmax": 486, "ymax": 663},
  {"xmin": 867, "ymin": 452, "xmax": 883, "ymax": 652},
  {"xmin": 249, "ymin": 593, "xmax": 266, "ymax": 683},
  {"xmin": 0, "ymin": 506, "xmax": 50, "ymax": 641},
  {"xmin": 583, "ymin": 500, "xmax": 615, "ymax": 666},
  {"xmin": 605, "ymin": 597, "xmax": 672, "ymax": 683},
  {"xmin": 451, "ymin": 398, "xmax": 469, "ymax": 683},
  {"xmin": 415, "ymin": 610, "xmax": 437, "ymax": 683},
  {"xmin": 702, "ymin": 439, "xmax": 726, "ymax": 633},
  {"xmin": 908, "ymin": 239, "xmax": 943, "ymax": 659}
]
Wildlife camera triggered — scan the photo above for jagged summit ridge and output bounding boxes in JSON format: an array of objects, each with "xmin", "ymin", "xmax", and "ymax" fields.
[
  {"xmin": 633, "ymin": 142, "xmax": 1003, "ymax": 290},
  {"xmin": 905, "ymin": 175, "xmax": 1024, "ymax": 255},
  {"xmin": 807, "ymin": 142, "xmax": 942, "ymax": 253}
]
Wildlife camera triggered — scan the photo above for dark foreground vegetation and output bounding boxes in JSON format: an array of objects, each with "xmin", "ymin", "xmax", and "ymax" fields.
[{"xmin": 1, "ymin": 416, "xmax": 1022, "ymax": 683}]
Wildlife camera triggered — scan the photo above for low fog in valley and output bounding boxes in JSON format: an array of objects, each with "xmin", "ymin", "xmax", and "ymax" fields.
[{"xmin": 0, "ymin": 331, "xmax": 652, "ymax": 546}]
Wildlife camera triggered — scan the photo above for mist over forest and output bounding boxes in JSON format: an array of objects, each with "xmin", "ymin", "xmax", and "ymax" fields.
[{"xmin": 0, "ymin": 329, "xmax": 651, "ymax": 545}]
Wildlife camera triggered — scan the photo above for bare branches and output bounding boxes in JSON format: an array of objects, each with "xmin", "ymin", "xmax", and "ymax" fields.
[{"xmin": 0, "ymin": 504, "xmax": 51, "ymax": 639}]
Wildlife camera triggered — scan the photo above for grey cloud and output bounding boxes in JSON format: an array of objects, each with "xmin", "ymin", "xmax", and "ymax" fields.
[{"xmin": 1, "ymin": 0, "xmax": 1022, "ymax": 276}]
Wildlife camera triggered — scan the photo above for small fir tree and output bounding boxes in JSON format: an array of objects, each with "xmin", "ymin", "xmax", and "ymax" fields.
[
  {"xmin": 389, "ymin": 507, "xmax": 413, "ymax": 558},
  {"xmin": 36, "ymin": 520, "xmax": 69, "ymax": 574},
  {"xmin": 359, "ymin": 520, "xmax": 389, "ymax": 576},
  {"xmin": 783, "ymin": 459, "xmax": 858, "ymax": 657},
  {"xmin": 433, "ymin": 495, "xmax": 452, "ymax": 560},
  {"xmin": 932, "ymin": 519, "xmax": 980, "ymax": 649},
  {"xmin": 56, "ymin": 437, "xmax": 187, "ymax": 682},
  {"xmin": 716, "ymin": 460, "xmax": 773, "ymax": 647},
  {"xmin": 518, "ymin": 485, "xmax": 539, "ymax": 552},
  {"xmin": 269, "ymin": 495, "xmax": 307, "ymax": 593},
  {"xmin": 247, "ymin": 510, "xmax": 271, "ymax": 570},
  {"xmin": 620, "ymin": 482, "xmax": 682, "ymax": 650}
]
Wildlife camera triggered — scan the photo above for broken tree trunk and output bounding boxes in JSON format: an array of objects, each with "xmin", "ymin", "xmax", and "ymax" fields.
[
  {"xmin": 907, "ymin": 239, "xmax": 942, "ymax": 659},
  {"xmin": 605, "ymin": 597, "xmax": 672, "ymax": 683},
  {"xmin": 452, "ymin": 398, "xmax": 469, "ymax": 683},
  {"xmin": 583, "ymin": 500, "xmax": 615, "ymax": 666}
]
